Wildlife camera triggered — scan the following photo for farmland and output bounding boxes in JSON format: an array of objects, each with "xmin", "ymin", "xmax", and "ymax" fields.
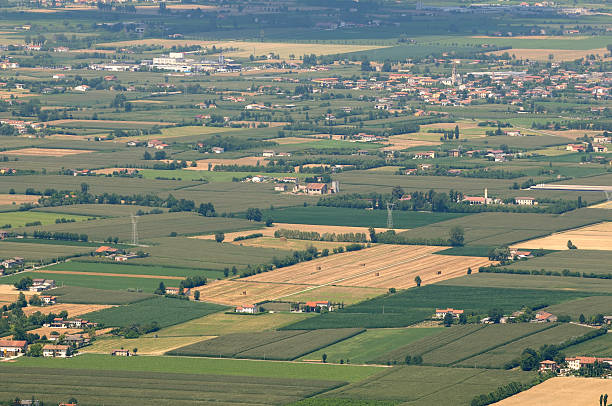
[
  {"xmin": 0, "ymin": 1, "xmax": 611, "ymax": 403},
  {"xmin": 168, "ymin": 328, "xmax": 365, "ymax": 360},
  {"xmin": 322, "ymin": 366, "xmax": 538, "ymax": 405},
  {"xmin": 495, "ymin": 377, "xmax": 612, "ymax": 406},
  {"xmin": 82, "ymin": 297, "xmax": 227, "ymax": 328},
  {"xmin": 300, "ymin": 327, "xmax": 444, "ymax": 364}
]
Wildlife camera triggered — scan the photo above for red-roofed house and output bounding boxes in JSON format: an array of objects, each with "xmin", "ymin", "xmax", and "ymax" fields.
[
  {"xmin": 95, "ymin": 246, "xmax": 118, "ymax": 254},
  {"xmin": 539, "ymin": 360, "xmax": 558, "ymax": 373},
  {"xmin": 305, "ymin": 183, "xmax": 328, "ymax": 195},
  {"xmin": 564, "ymin": 356, "xmax": 612, "ymax": 370},
  {"xmin": 0, "ymin": 340, "xmax": 27, "ymax": 357},
  {"xmin": 533, "ymin": 311, "xmax": 557, "ymax": 323},
  {"xmin": 435, "ymin": 308, "xmax": 464, "ymax": 319},
  {"xmin": 42, "ymin": 344, "xmax": 69, "ymax": 358},
  {"xmin": 235, "ymin": 304, "xmax": 258, "ymax": 314}
]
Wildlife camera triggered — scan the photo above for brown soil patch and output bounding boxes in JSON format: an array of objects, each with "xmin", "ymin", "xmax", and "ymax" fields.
[
  {"xmin": 196, "ymin": 245, "xmax": 492, "ymax": 305},
  {"xmin": 489, "ymin": 48, "xmax": 610, "ymax": 61},
  {"xmin": 2, "ymin": 148, "xmax": 94, "ymax": 157},
  {"xmin": 31, "ymin": 270, "xmax": 184, "ymax": 280},
  {"xmin": 187, "ymin": 156, "xmax": 267, "ymax": 170},
  {"xmin": 383, "ymin": 136, "xmax": 440, "ymax": 151},
  {"xmin": 23, "ymin": 327, "xmax": 83, "ymax": 338},
  {"xmin": 0, "ymin": 194, "xmax": 39, "ymax": 205},
  {"xmin": 514, "ymin": 222, "xmax": 612, "ymax": 251},
  {"xmin": 494, "ymin": 377, "xmax": 612, "ymax": 406},
  {"xmin": 192, "ymin": 223, "xmax": 405, "ymax": 242},
  {"xmin": 22, "ymin": 303, "xmax": 114, "ymax": 317}
]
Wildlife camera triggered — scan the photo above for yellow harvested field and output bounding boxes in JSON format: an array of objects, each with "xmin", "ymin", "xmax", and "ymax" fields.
[
  {"xmin": 91, "ymin": 167, "xmax": 136, "ymax": 175},
  {"xmin": 266, "ymin": 137, "xmax": 324, "ymax": 145},
  {"xmin": 284, "ymin": 285, "xmax": 387, "ymax": 305},
  {"xmin": 0, "ymin": 194, "xmax": 40, "ymax": 205},
  {"xmin": 155, "ymin": 311, "xmax": 311, "ymax": 337},
  {"xmin": 494, "ymin": 377, "xmax": 612, "ymax": 406},
  {"xmin": 187, "ymin": 156, "xmax": 267, "ymax": 170},
  {"xmin": 246, "ymin": 244, "xmax": 492, "ymax": 289},
  {"xmin": 233, "ymin": 237, "xmax": 346, "ymax": 251},
  {"xmin": 515, "ymin": 222, "xmax": 612, "ymax": 251},
  {"xmin": 2, "ymin": 148, "xmax": 94, "ymax": 157},
  {"xmin": 97, "ymin": 39, "xmax": 388, "ymax": 59},
  {"xmin": 489, "ymin": 48, "xmax": 610, "ymax": 61},
  {"xmin": 22, "ymin": 303, "xmax": 115, "ymax": 317},
  {"xmin": 193, "ymin": 223, "xmax": 404, "ymax": 242},
  {"xmin": 590, "ymin": 201, "xmax": 612, "ymax": 209},
  {"xmin": 84, "ymin": 335, "xmax": 213, "ymax": 355},
  {"xmin": 196, "ymin": 245, "xmax": 492, "ymax": 305},
  {"xmin": 0, "ymin": 285, "xmax": 35, "ymax": 302},
  {"xmin": 23, "ymin": 327, "xmax": 83, "ymax": 338},
  {"xmin": 384, "ymin": 136, "xmax": 440, "ymax": 151}
]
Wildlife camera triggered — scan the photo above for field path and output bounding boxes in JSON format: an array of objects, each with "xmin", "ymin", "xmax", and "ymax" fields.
[{"xmin": 32, "ymin": 270, "xmax": 184, "ymax": 280}]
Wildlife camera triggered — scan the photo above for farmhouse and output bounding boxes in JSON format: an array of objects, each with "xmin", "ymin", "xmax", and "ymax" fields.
[
  {"xmin": 235, "ymin": 304, "xmax": 258, "ymax": 314},
  {"xmin": 533, "ymin": 311, "xmax": 558, "ymax": 323},
  {"xmin": 147, "ymin": 140, "xmax": 169, "ymax": 150},
  {"xmin": 305, "ymin": 301, "xmax": 331, "ymax": 312},
  {"xmin": 515, "ymin": 197, "xmax": 537, "ymax": 205},
  {"xmin": 434, "ymin": 308, "xmax": 464, "ymax": 319},
  {"xmin": 593, "ymin": 144, "xmax": 608, "ymax": 153},
  {"xmin": 593, "ymin": 136, "xmax": 611, "ymax": 144},
  {"xmin": 413, "ymin": 151, "xmax": 436, "ymax": 159},
  {"xmin": 0, "ymin": 340, "xmax": 27, "ymax": 357},
  {"xmin": 112, "ymin": 349, "xmax": 131, "ymax": 356},
  {"xmin": 165, "ymin": 287, "xmax": 181, "ymax": 295},
  {"xmin": 64, "ymin": 334, "xmax": 88, "ymax": 348},
  {"xmin": 565, "ymin": 356, "xmax": 612, "ymax": 370},
  {"xmin": 95, "ymin": 246, "xmax": 118, "ymax": 255},
  {"xmin": 538, "ymin": 360, "xmax": 558, "ymax": 373},
  {"xmin": 566, "ymin": 144, "xmax": 586, "ymax": 152},
  {"xmin": 42, "ymin": 344, "xmax": 69, "ymax": 358},
  {"xmin": 49, "ymin": 318, "xmax": 68, "ymax": 328},
  {"xmin": 1, "ymin": 257, "xmax": 24, "ymax": 269},
  {"xmin": 305, "ymin": 183, "xmax": 328, "ymax": 195},
  {"xmin": 30, "ymin": 279, "xmax": 55, "ymax": 292},
  {"xmin": 40, "ymin": 295, "xmax": 56, "ymax": 305}
]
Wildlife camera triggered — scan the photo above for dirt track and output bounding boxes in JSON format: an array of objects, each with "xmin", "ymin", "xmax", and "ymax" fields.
[{"xmin": 32, "ymin": 270, "xmax": 184, "ymax": 280}]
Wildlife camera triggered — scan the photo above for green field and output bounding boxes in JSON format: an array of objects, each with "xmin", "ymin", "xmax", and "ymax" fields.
[
  {"xmin": 45, "ymin": 260, "xmax": 225, "ymax": 279},
  {"xmin": 457, "ymin": 323, "xmax": 592, "ymax": 368},
  {"xmin": 0, "ymin": 365, "xmax": 346, "ymax": 406},
  {"xmin": 0, "ymin": 241, "xmax": 92, "ymax": 262},
  {"xmin": 0, "ymin": 211, "xmax": 91, "ymax": 228},
  {"xmin": 540, "ymin": 296, "xmax": 612, "ymax": 319},
  {"xmin": 285, "ymin": 285, "xmax": 600, "ymax": 330},
  {"xmin": 0, "ymin": 271, "xmax": 180, "ymax": 293},
  {"xmin": 11, "ymin": 354, "xmax": 381, "ymax": 382},
  {"xmin": 439, "ymin": 273, "xmax": 612, "ymax": 294},
  {"xmin": 322, "ymin": 365, "xmax": 537, "ymax": 405},
  {"xmin": 564, "ymin": 332, "xmax": 612, "ymax": 357},
  {"xmin": 82, "ymin": 297, "xmax": 227, "ymax": 329},
  {"xmin": 506, "ymin": 250, "xmax": 612, "ymax": 274},
  {"xmin": 50, "ymin": 286, "xmax": 155, "ymax": 305},
  {"xmin": 300, "ymin": 328, "xmax": 444, "ymax": 364},
  {"xmin": 168, "ymin": 329, "xmax": 365, "ymax": 361},
  {"xmin": 258, "ymin": 206, "xmax": 469, "ymax": 228}
]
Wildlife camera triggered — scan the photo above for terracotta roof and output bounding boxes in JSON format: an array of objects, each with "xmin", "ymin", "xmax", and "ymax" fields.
[
  {"xmin": 306, "ymin": 183, "xmax": 327, "ymax": 190},
  {"xmin": 0, "ymin": 340, "xmax": 27, "ymax": 347}
]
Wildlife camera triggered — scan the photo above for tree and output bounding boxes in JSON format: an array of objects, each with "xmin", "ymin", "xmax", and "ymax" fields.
[
  {"xmin": 443, "ymin": 312, "xmax": 454, "ymax": 327},
  {"xmin": 322, "ymin": 353, "xmax": 327, "ymax": 363},
  {"xmin": 27, "ymin": 343, "xmax": 43, "ymax": 357},
  {"xmin": 459, "ymin": 313, "xmax": 467, "ymax": 324},
  {"xmin": 265, "ymin": 218, "xmax": 273, "ymax": 227},
  {"xmin": 488, "ymin": 308, "xmax": 504, "ymax": 324},
  {"xmin": 467, "ymin": 267, "xmax": 472, "ymax": 275},
  {"xmin": 80, "ymin": 182, "xmax": 89, "ymax": 194},
  {"xmin": 391, "ymin": 185, "xmax": 404, "ymax": 201},
  {"xmin": 567, "ymin": 240, "xmax": 577, "ymax": 249},
  {"xmin": 381, "ymin": 60, "xmax": 392, "ymax": 72},
  {"xmin": 14, "ymin": 277, "xmax": 33, "ymax": 291},
  {"xmin": 405, "ymin": 355, "xmax": 412, "ymax": 364},
  {"xmin": 449, "ymin": 226, "xmax": 464, "ymax": 246},
  {"xmin": 143, "ymin": 151, "xmax": 152, "ymax": 160},
  {"xmin": 246, "ymin": 208, "xmax": 262, "ymax": 222},
  {"xmin": 579, "ymin": 313, "xmax": 586, "ymax": 323},
  {"xmin": 154, "ymin": 282, "xmax": 166, "ymax": 295},
  {"xmin": 412, "ymin": 355, "xmax": 423, "ymax": 365},
  {"xmin": 454, "ymin": 125, "xmax": 459, "ymax": 139},
  {"xmin": 215, "ymin": 232, "xmax": 225, "ymax": 243},
  {"xmin": 28, "ymin": 294, "xmax": 42, "ymax": 306},
  {"xmin": 360, "ymin": 57, "xmax": 372, "ymax": 72},
  {"xmin": 414, "ymin": 275, "xmax": 421, "ymax": 287},
  {"xmin": 368, "ymin": 226, "xmax": 377, "ymax": 243}
]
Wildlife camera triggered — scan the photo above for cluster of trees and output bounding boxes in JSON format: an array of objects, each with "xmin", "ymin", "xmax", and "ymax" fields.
[
  {"xmin": 233, "ymin": 233, "xmax": 263, "ymax": 242},
  {"xmin": 113, "ymin": 322, "xmax": 159, "ymax": 339},
  {"xmin": 32, "ymin": 230, "xmax": 88, "ymax": 242},
  {"xmin": 479, "ymin": 265, "xmax": 612, "ymax": 281},
  {"xmin": 245, "ymin": 208, "xmax": 263, "ymax": 221},
  {"xmin": 273, "ymin": 229, "xmax": 368, "ymax": 243},
  {"xmin": 471, "ymin": 381, "xmax": 540, "ymax": 406},
  {"xmin": 180, "ymin": 276, "xmax": 207, "ymax": 290}
]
